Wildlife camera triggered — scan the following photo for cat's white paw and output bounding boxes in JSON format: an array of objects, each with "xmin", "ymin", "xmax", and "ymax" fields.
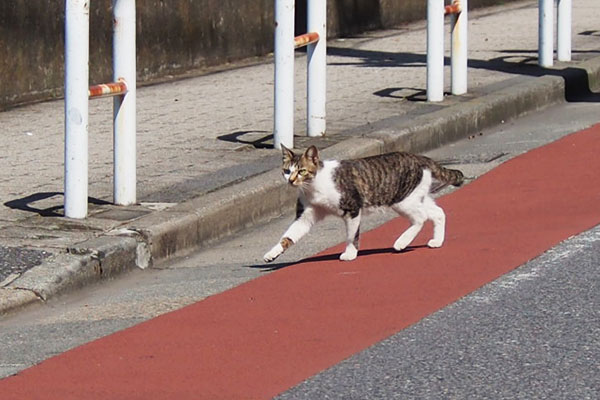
[
  {"xmin": 393, "ymin": 237, "xmax": 410, "ymax": 252},
  {"xmin": 339, "ymin": 247, "xmax": 358, "ymax": 261},
  {"xmin": 264, "ymin": 244, "xmax": 284, "ymax": 263},
  {"xmin": 427, "ymin": 238, "xmax": 444, "ymax": 248}
]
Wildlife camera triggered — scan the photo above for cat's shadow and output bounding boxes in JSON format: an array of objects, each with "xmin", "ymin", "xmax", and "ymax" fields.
[{"xmin": 249, "ymin": 245, "xmax": 427, "ymax": 272}]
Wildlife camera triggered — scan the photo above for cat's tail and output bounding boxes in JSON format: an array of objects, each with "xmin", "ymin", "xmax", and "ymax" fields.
[{"xmin": 428, "ymin": 162, "xmax": 464, "ymax": 192}]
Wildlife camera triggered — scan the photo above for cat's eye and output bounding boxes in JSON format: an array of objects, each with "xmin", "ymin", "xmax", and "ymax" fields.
[
  {"xmin": 299, "ymin": 169, "xmax": 308, "ymax": 176},
  {"xmin": 283, "ymin": 168, "xmax": 291, "ymax": 174}
]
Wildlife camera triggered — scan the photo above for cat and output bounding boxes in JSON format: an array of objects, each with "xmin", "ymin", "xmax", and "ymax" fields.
[{"xmin": 263, "ymin": 145, "xmax": 464, "ymax": 263}]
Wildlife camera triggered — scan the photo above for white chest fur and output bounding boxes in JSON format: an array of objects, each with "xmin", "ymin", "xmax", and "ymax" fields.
[{"xmin": 301, "ymin": 160, "xmax": 342, "ymax": 214}]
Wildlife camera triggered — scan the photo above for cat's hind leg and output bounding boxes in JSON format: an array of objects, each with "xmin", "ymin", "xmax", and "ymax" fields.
[
  {"xmin": 340, "ymin": 211, "xmax": 361, "ymax": 261},
  {"xmin": 424, "ymin": 194, "xmax": 445, "ymax": 248},
  {"xmin": 392, "ymin": 204, "xmax": 427, "ymax": 251},
  {"xmin": 391, "ymin": 169, "xmax": 431, "ymax": 251}
]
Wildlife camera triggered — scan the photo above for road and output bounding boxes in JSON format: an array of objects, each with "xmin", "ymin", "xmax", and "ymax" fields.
[{"xmin": 1, "ymin": 97, "xmax": 599, "ymax": 398}]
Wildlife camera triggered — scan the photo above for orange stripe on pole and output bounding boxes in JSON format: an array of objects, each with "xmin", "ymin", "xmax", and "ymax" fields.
[
  {"xmin": 88, "ymin": 79, "xmax": 128, "ymax": 98},
  {"xmin": 294, "ymin": 32, "xmax": 319, "ymax": 48},
  {"xmin": 445, "ymin": 0, "xmax": 462, "ymax": 15}
]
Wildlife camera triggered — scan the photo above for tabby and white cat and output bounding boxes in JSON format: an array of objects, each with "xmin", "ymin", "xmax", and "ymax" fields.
[{"xmin": 263, "ymin": 145, "xmax": 464, "ymax": 263}]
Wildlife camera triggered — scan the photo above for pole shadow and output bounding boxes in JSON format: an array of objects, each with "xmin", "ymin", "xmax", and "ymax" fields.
[
  {"xmin": 4, "ymin": 192, "xmax": 111, "ymax": 217},
  {"xmin": 326, "ymin": 43, "xmax": 600, "ymax": 103},
  {"xmin": 216, "ymin": 131, "xmax": 274, "ymax": 149}
]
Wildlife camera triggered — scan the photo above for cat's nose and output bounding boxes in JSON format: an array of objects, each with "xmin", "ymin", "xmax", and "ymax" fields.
[{"xmin": 288, "ymin": 172, "xmax": 299, "ymax": 185}]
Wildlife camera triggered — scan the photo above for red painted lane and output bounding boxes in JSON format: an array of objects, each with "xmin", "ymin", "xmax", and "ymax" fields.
[{"xmin": 2, "ymin": 125, "xmax": 600, "ymax": 399}]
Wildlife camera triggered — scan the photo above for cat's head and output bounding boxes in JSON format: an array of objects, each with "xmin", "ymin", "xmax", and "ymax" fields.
[{"xmin": 280, "ymin": 145, "xmax": 321, "ymax": 187}]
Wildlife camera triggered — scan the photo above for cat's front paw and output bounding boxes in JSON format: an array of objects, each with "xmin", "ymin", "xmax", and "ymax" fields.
[{"xmin": 264, "ymin": 244, "xmax": 284, "ymax": 263}]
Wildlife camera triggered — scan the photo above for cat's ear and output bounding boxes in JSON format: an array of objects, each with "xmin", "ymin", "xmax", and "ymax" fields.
[
  {"xmin": 281, "ymin": 144, "xmax": 294, "ymax": 163},
  {"xmin": 304, "ymin": 145, "xmax": 320, "ymax": 164}
]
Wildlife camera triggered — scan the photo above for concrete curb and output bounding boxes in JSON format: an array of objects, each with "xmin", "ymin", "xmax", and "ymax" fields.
[
  {"xmin": 4, "ymin": 236, "xmax": 137, "ymax": 301},
  {"xmin": 2, "ymin": 55, "xmax": 600, "ymax": 316}
]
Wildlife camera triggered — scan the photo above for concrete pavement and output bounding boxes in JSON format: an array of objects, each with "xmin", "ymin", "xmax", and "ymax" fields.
[{"xmin": 1, "ymin": 0, "xmax": 600, "ymax": 315}]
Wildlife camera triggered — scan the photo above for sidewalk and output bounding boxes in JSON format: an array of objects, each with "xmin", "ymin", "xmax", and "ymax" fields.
[{"xmin": 1, "ymin": 0, "xmax": 600, "ymax": 315}]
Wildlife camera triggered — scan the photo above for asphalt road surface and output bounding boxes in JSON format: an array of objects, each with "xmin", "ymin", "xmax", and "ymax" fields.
[{"xmin": 0, "ymin": 99, "xmax": 599, "ymax": 399}]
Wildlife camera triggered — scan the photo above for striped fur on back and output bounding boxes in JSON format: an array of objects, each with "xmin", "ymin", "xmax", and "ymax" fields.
[{"xmin": 333, "ymin": 152, "xmax": 463, "ymax": 213}]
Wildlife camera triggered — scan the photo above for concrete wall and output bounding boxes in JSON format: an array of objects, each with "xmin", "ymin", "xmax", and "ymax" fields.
[{"xmin": 0, "ymin": 0, "xmax": 517, "ymax": 110}]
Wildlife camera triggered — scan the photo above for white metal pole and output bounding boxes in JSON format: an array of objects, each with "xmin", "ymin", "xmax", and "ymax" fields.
[
  {"xmin": 427, "ymin": 0, "xmax": 445, "ymax": 102},
  {"xmin": 113, "ymin": 0, "xmax": 137, "ymax": 205},
  {"xmin": 64, "ymin": 0, "xmax": 90, "ymax": 219},
  {"xmin": 557, "ymin": 0, "xmax": 572, "ymax": 62},
  {"xmin": 307, "ymin": 0, "xmax": 326, "ymax": 137},
  {"xmin": 538, "ymin": 0, "xmax": 553, "ymax": 67},
  {"xmin": 274, "ymin": 0, "xmax": 295, "ymax": 149},
  {"xmin": 451, "ymin": 0, "xmax": 468, "ymax": 95}
]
